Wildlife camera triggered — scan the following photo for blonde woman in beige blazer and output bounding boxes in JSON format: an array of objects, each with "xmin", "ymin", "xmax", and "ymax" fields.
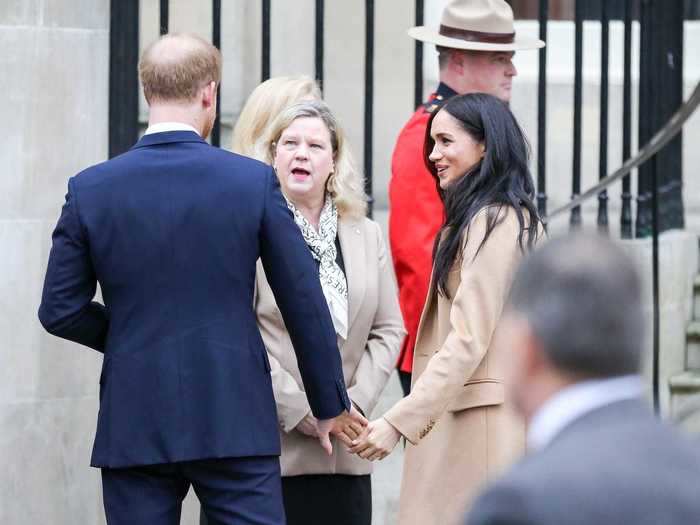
[
  {"xmin": 350, "ymin": 94, "xmax": 543, "ymax": 525},
  {"xmin": 255, "ymin": 100, "xmax": 404, "ymax": 525}
]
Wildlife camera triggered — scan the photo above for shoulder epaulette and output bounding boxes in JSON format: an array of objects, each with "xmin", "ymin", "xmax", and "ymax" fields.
[{"xmin": 423, "ymin": 94, "xmax": 447, "ymax": 114}]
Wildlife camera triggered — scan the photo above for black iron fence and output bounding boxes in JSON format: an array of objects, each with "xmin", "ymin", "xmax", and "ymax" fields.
[
  {"xmin": 109, "ymin": 0, "xmax": 689, "ymax": 233},
  {"xmin": 109, "ymin": 0, "xmax": 699, "ymax": 409}
]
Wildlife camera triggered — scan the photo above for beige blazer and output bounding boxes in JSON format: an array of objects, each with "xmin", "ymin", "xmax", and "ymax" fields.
[
  {"xmin": 255, "ymin": 216, "xmax": 405, "ymax": 477},
  {"xmin": 384, "ymin": 206, "xmax": 537, "ymax": 525}
]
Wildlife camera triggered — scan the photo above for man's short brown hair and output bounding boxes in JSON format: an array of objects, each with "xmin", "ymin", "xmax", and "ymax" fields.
[{"xmin": 139, "ymin": 33, "xmax": 221, "ymax": 104}]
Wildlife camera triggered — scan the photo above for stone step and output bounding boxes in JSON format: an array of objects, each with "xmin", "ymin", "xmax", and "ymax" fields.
[
  {"xmin": 670, "ymin": 371, "xmax": 700, "ymax": 392},
  {"xmin": 687, "ymin": 321, "xmax": 700, "ymax": 370},
  {"xmin": 669, "ymin": 371, "xmax": 700, "ymax": 436}
]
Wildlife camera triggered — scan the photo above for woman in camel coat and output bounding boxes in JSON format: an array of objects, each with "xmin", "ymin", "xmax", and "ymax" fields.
[{"xmin": 350, "ymin": 93, "xmax": 543, "ymax": 525}]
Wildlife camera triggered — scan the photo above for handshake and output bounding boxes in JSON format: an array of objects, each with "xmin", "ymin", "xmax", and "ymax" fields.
[{"xmin": 296, "ymin": 405, "xmax": 403, "ymax": 461}]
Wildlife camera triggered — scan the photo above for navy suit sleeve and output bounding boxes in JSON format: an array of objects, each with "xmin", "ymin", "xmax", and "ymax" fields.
[
  {"xmin": 258, "ymin": 167, "xmax": 351, "ymax": 420},
  {"xmin": 38, "ymin": 178, "xmax": 108, "ymax": 352},
  {"xmin": 466, "ymin": 483, "xmax": 535, "ymax": 525}
]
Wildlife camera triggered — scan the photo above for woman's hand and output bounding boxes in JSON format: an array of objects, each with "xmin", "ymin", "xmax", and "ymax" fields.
[{"xmin": 349, "ymin": 418, "xmax": 401, "ymax": 461}]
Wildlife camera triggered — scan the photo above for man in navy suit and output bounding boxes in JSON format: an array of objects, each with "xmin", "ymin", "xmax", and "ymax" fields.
[{"xmin": 38, "ymin": 33, "xmax": 360, "ymax": 525}]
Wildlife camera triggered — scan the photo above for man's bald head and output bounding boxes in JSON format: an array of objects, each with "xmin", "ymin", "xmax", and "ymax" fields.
[
  {"xmin": 139, "ymin": 33, "xmax": 221, "ymax": 105},
  {"xmin": 508, "ymin": 234, "xmax": 644, "ymax": 379}
]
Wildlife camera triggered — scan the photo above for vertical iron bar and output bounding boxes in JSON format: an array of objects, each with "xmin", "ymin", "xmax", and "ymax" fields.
[
  {"xmin": 637, "ymin": 0, "xmax": 684, "ymax": 236},
  {"xmin": 620, "ymin": 0, "xmax": 633, "ymax": 239},
  {"xmin": 315, "ymin": 0, "xmax": 324, "ymax": 90},
  {"xmin": 159, "ymin": 0, "xmax": 169, "ymax": 34},
  {"xmin": 651, "ymin": 153, "xmax": 660, "ymax": 414},
  {"xmin": 636, "ymin": 0, "xmax": 651, "ymax": 236},
  {"xmin": 364, "ymin": 0, "xmax": 375, "ymax": 217},
  {"xmin": 414, "ymin": 0, "xmax": 424, "ymax": 108},
  {"xmin": 261, "ymin": 0, "xmax": 271, "ymax": 81},
  {"xmin": 211, "ymin": 0, "xmax": 221, "ymax": 147},
  {"xmin": 597, "ymin": 0, "xmax": 609, "ymax": 232},
  {"xmin": 109, "ymin": 0, "xmax": 140, "ymax": 158},
  {"xmin": 537, "ymin": 0, "xmax": 548, "ymax": 218},
  {"xmin": 570, "ymin": 0, "xmax": 583, "ymax": 228},
  {"xmin": 658, "ymin": 0, "xmax": 684, "ymax": 231}
]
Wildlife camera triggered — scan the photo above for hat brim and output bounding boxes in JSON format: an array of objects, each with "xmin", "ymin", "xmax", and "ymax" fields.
[{"xmin": 408, "ymin": 26, "xmax": 545, "ymax": 51}]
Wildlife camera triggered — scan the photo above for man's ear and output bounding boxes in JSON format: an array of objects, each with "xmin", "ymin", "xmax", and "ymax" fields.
[
  {"xmin": 520, "ymin": 320, "xmax": 547, "ymax": 377},
  {"xmin": 202, "ymin": 81, "xmax": 217, "ymax": 109}
]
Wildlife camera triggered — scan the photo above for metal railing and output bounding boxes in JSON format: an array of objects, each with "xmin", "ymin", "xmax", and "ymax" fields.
[
  {"xmin": 110, "ymin": 0, "xmax": 686, "ymax": 229},
  {"xmin": 545, "ymin": 78, "xmax": 700, "ymax": 411},
  {"xmin": 535, "ymin": 0, "xmax": 694, "ymax": 411},
  {"xmin": 109, "ymin": 0, "xmax": 695, "ymax": 411}
]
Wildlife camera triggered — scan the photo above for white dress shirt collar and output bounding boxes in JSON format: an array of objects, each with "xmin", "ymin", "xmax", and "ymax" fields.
[
  {"xmin": 144, "ymin": 122, "xmax": 200, "ymax": 136},
  {"xmin": 528, "ymin": 375, "xmax": 644, "ymax": 452}
]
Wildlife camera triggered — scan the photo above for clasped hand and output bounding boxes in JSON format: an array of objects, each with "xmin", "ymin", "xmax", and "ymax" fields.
[
  {"xmin": 295, "ymin": 408, "xmax": 401, "ymax": 461},
  {"xmin": 348, "ymin": 418, "xmax": 401, "ymax": 462},
  {"xmin": 296, "ymin": 405, "xmax": 368, "ymax": 455}
]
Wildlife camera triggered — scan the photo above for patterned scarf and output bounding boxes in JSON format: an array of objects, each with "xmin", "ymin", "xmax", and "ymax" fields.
[{"xmin": 286, "ymin": 195, "xmax": 349, "ymax": 339}]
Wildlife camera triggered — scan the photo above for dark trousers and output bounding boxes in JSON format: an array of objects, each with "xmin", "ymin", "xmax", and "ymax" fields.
[
  {"xmin": 103, "ymin": 456, "xmax": 284, "ymax": 525},
  {"xmin": 399, "ymin": 370, "xmax": 412, "ymax": 397},
  {"xmin": 283, "ymin": 474, "xmax": 371, "ymax": 525},
  {"xmin": 202, "ymin": 473, "xmax": 371, "ymax": 525}
]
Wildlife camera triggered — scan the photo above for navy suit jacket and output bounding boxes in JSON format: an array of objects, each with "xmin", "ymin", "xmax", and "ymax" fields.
[{"xmin": 39, "ymin": 131, "xmax": 350, "ymax": 468}]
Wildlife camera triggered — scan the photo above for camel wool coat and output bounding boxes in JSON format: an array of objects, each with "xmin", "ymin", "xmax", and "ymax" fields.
[
  {"xmin": 255, "ymin": 216, "xmax": 405, "ymax": 477},
  {"xmin": 384, "ymin": 206, "xmax": 535, "ymax": 525}
]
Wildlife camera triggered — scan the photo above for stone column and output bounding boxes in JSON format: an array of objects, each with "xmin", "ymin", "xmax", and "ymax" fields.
[{"xmin": 0, "ymin": 1, "xmax": 109, "ymax": 523}]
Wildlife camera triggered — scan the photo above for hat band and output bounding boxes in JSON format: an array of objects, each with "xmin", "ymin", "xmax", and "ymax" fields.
[{"xmin": 439, "ymin": 24, "xmax": 515, "ymax": 44}]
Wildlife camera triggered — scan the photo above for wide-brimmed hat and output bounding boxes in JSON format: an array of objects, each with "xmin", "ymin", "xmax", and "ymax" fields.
[{"xmin": 409, "ymin": 0, "xmax": 545, "ymax": 52}]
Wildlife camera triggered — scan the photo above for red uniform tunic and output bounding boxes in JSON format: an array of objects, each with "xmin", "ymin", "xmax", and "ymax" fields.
[{"xmin": 389, "ymin": 84, "xmax": 456, "ymax": 373}]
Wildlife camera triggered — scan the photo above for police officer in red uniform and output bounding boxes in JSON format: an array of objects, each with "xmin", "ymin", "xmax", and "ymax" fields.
[{"xmin": 389, "ymin": 0, "xmax": 544, "ymax": 395}]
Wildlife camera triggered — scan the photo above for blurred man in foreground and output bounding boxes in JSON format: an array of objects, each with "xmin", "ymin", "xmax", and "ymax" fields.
[{"xmin": 467, "ymin": 234, "xmax": 700, "ymax": 525}]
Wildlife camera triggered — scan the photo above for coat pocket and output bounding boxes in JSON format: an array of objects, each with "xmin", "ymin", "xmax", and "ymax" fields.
[{"xmin": 447, "ymin": 379, "xmax": 504, "ymax": 413}]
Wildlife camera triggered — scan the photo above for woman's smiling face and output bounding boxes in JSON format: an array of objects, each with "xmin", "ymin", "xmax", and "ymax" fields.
[
  {"xmin": 428, "ymin": 109, "xmax": 484, "ymax": 190},
  {"xmin": 274, "ymin": 116, "xmax": 334, "ymax": 205}
]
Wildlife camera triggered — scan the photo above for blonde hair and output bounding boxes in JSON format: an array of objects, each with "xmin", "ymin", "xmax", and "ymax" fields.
[
  {"xmin": 259, "ymin": 101, "xmax": 368, "ymax": 219},
  {"xmin": 139, "ymin": 33, "xmax": 221, "ymax": 104},
  {"xmin": 232, "ymin": 76, "xmax": 322, "ymax": 158}
]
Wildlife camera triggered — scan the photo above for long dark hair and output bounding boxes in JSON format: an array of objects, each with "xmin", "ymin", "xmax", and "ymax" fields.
[{"xmin": 424, "ymin": 93, "xmax": 541, "ymax": 299}]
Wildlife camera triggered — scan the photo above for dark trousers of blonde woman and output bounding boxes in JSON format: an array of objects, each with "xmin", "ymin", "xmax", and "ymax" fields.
[{"xmin": 200, "ymin": 473, "xmax": 371, "ymax": 525}]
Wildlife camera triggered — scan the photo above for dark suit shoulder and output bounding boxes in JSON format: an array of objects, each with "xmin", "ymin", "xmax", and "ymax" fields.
[
  {"xmin": 70, "ymin": 156, "xmax": 117, "ymax": 186},
  {"xmin": 467, "ymin": 477, "xmax": 536, "ymax": 525},
  {"xmin": 73, "ymin": 143, "xmax": 273, "ymax": 192},
  {"xmin": 470, "ymin": 401, "xmax": 700, "ymax": 525},
  {"xmin": 208, "ymin": 147, "xmax": 270, "ymax": 170}
]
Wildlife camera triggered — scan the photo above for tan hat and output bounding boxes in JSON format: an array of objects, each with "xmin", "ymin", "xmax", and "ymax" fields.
[{"xmin": 409, "ymin": 0, "xmax": 545, "ymax": 52}]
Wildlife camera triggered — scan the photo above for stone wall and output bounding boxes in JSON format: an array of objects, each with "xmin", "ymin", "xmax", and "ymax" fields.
[
  {"xmin": 0, "ymin": 1, "xmax": 109, "ymax": 523},
  {"xmin": 620, "ymin": 232, "xmax": 697, "ymax": 415}
]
